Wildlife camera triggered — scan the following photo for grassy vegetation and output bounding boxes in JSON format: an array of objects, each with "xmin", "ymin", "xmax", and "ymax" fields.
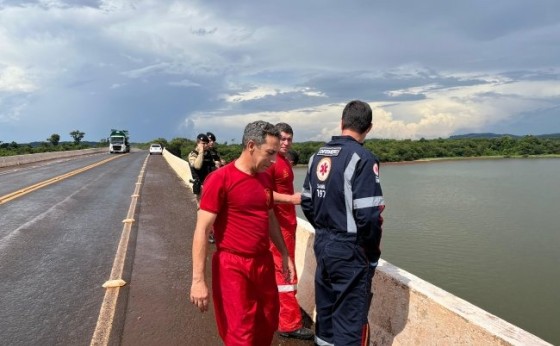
[{"xmin": 0, "ymin": 141, "xmax": 102, "ymax": 157}]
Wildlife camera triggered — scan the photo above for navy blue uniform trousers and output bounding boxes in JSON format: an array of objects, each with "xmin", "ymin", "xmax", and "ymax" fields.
[{"xmin": 314, "ymin": 230, "xmax": 376, "ymax": 346}]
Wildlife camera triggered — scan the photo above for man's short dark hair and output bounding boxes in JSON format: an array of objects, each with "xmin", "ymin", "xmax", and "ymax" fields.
[
  {"xmin": 275, "ymin": 122, "xmax": 293, "ymax": 136},
  {"xmin": 242, "ymin": 121, "xmax": 280, "ymax": 147},
  {"xmin": 341, "ymin": 100, "xmax": 372, "ymax": 134}
]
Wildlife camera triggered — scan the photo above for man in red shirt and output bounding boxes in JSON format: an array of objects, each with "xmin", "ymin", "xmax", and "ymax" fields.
[
  {"xmin": 267, "ymin": 123, "xmax": 313, "ymax": 340},
  {"xmin": 190, "ymin": 120, "xmax": 295, "ymax": 346}
]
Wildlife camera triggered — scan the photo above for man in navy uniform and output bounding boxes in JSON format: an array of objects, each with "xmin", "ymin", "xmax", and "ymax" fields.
[
  {"xmin": 301, "ymin": 100, "xmax": 385, "ymax": 346},
  {"xmin": 206, "ymin": 132, "xmax": 225, "ymax": 168}
]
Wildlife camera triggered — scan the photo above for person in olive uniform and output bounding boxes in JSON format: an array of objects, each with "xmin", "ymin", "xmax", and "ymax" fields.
[{"xmin": 188, "ymin": 133, "xmax": 216, "ymax": 195}]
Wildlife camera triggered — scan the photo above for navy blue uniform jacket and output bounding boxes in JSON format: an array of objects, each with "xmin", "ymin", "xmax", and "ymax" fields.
[{"xmin": 301, "ymin": 135, "xmax": 385, "ymax": 263}]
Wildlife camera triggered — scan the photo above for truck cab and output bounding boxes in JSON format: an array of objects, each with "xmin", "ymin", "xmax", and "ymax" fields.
[{"xmin": 109, "ymin": 130, "xmax": 130, "ymax": 153}]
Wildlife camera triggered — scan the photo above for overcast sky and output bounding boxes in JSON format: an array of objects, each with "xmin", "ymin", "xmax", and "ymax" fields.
[{"xmin": 1, "ymin": 0, "xmax": 560, "ymax": 144}]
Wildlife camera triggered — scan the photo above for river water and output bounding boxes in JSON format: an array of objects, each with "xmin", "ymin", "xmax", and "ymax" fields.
[{"xmin": 293, "ymin": 158, "xmax": 559, "ymax": 345}]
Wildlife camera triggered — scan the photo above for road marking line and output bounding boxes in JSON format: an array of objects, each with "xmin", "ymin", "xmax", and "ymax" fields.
[
  {"xmin": 0, "ymin": 155, "xmax": 121, "ymax": 205},
  {"xmin": 90, "ymin": 154, "xmax": 150, "ymax": 346}
]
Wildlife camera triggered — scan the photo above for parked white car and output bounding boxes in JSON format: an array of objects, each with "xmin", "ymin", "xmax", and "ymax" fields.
[{"xmin": 149, "ymin": 143, "xmax": 163, "ymax": 155}]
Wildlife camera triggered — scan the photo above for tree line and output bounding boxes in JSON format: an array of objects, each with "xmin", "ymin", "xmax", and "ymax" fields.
[
  {"xmin": 4, "ymin": 133, "xmax": 560, "ymax": 163},
  {"xmin": 0, "ymin": 130, "xmax": 90, "ymax": 156}
]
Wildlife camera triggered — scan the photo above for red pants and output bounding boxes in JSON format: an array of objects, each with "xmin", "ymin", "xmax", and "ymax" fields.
[
  {"xmin": 212, "ymin": 250, "xmax": 279, "ymax": 346},
  {"xmin": 270, "ymin": 228, "xmax": 302, "ymax": 332}
]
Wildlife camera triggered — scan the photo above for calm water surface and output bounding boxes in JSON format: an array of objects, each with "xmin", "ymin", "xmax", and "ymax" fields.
[{"xmin": 294, "ymin": 158, "xmax": 559, "ymax": 345}]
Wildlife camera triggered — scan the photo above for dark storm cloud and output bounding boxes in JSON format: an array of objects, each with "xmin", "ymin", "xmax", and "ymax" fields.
[{"xmin": 1, "ymin": 0, "xmax": 560, "ymax": 142}]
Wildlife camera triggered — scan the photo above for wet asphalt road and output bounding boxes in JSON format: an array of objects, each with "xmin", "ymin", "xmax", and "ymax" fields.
[
  {"xmin": 0, "ymin": 151, "xmax": 313, "ymax": 345},
  {"xmin": 0, "ymin": 151, "xmax": 146, "ymax": 345}
]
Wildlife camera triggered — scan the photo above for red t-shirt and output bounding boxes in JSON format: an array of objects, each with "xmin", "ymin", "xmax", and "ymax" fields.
[
  {"xmin": 267, "ymin": 154, "xmax": 297, "ymax": 231},
  {"xmin": 200, "ymin": 161, "xmax": 274, "ymax": 256}
]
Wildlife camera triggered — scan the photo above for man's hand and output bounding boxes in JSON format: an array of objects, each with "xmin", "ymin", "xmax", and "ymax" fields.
[
  {"xmin": 190, "ymin": 210, "xmax": 217, "ymax": 313},
  {"xmin": 291, "ymin": 192, "xmax": 302, "ymax": 205},
  {"xmin": 197, "ymin": 143, "xmax": 205, "ymax": 152},
  {"xmin": 282, "ymin": 255, "xmax": 296, "ymax": 283},
  {"xmin": 190, "ymin": 279, "xmax": 210, "ymax": 312}
]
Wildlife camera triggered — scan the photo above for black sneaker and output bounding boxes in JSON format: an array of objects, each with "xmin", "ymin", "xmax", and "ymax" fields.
[{"xmin": 278, "ymin": 327, "xmax": 314, "ymax": 340}]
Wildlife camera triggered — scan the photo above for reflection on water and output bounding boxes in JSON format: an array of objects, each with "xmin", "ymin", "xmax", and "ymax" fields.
[{"xmin": 294, "ymin": 158, "xmax": 560, "ymax": 344}]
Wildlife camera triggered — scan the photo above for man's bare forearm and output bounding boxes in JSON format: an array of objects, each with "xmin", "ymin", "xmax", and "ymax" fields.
[
  {"xmin": 192, "ymin": 232, "xmax": 208, "ymax": 281},
  {"xmin": 272, "ymin": 191, "xmax": 301, "ymax": 205},
  {"xmin": 268, "ymin": 210, "xmax": 288, "ymax": 256},
  {"xmin": 191, "ymin": 210, "xmax": 215, "ymax": 281}
]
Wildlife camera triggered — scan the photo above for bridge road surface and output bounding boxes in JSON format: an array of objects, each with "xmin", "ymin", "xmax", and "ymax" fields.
[
  {"xmin": 0, "ymin": 151, "xmax": 149, "ymax": 345},
  {"xmin": 0, "ymin": 151, "xmax": 312, "ymax": 345},
  {"xmin": 121, "ymin": 154, "xmax": 313, "ymax": 346}
]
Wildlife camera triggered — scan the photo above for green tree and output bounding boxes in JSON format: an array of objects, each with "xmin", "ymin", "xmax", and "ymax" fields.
[
  {"xmin": 151, "ymin": 137, "xmax": 170, "ymax": 148},
  {"xmin": 218, "ymin": 144, "xmax": 243, "ymax": 163},
  {"xmin": 48, "ymin": 133, "xmax": 60, "ymax": 146},
  {"xmin": 69, "ymin": 130, "xmax": 85, "ymax": 145},
  {"xmin": 166, "ymin": 137, "xmax": 190, "ymax": 158}
]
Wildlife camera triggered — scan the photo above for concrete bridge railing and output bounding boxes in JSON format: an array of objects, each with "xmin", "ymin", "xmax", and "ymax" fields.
[
  {"xmin": 294, "ymin": 218, "xmax": 551, "ymax": 346},
  {"xmin": 163, "ymin": 149, "xmax": 551, "ymax": 346},
  {"xmin": 0, "ymin": 148, "xmax": 107, "ymax": 168}
]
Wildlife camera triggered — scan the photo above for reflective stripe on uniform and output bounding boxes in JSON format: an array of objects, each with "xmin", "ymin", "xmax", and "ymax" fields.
[
  {"xmin": 353, "ymin": 196, "xmax": 385, "ymax": 209},
  {"xmin": 302, "ymin": 154, "xmax": 315, "ymax": 199},
  {"xmin": 307, "ymin": 154, "xmax": 316, "ymax": 173},
  {"xmin": 344, "ymin": 153, "xmax": 360, "ymax": 233},
  {"xmin": 315, "ymin": 336, "xmax": 334, "ymax": 346},
  {"xmin": 277, "ymin": 284, "xmax": 298, "ymax": 293}
]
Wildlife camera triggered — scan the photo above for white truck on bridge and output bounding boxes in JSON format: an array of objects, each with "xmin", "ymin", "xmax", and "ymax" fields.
[{"xmin": 109, "ymin": 129, "xmax": 130, "ymax": 154}]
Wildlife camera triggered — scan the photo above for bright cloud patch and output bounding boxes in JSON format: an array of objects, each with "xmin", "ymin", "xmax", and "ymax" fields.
[{"xmin": 0, "ymin": 66, "xmax": 37, "ymax": 93}]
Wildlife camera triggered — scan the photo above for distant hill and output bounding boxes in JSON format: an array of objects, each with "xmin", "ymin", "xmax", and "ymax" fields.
[{"xmin": 449, "ymin": 133, "xmax": 560, "ymax": 139}]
